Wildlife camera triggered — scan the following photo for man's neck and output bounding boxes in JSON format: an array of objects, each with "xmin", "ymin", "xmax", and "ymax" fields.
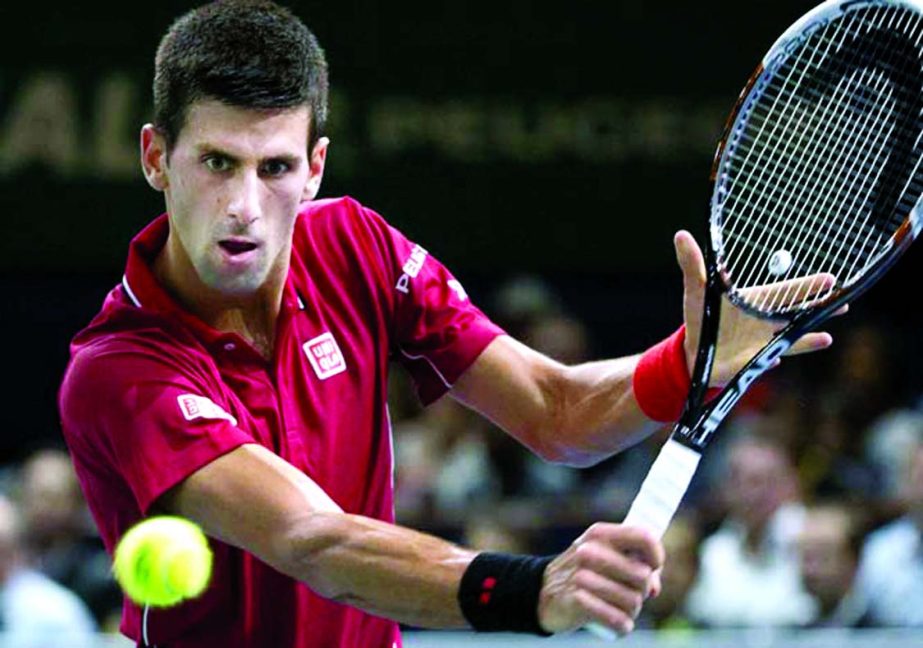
[{"xmin": 153, "ymin": 235, "xmax": 287, "ymax": 360}]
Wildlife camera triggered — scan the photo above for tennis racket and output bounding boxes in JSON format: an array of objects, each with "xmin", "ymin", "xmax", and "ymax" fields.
[{"xmin": 589, "ymin": 0, "xmax": 923, "ymax": 639}]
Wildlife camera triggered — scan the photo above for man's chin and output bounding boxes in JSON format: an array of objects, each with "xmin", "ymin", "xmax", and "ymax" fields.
[{"xmin": 202, "ymin": 270, "xmax": 268, "ymax": 299}]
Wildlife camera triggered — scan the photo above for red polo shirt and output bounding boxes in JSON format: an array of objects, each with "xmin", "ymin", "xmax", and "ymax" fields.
[{"xmin": 59, "ymin": 196, "xmax": 504, "ymax": 647}]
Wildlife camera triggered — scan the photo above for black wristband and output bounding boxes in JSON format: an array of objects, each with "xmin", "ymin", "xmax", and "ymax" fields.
[{"xmin": 457, "ymin": 552, "xmax": 555, "ymax": 635}]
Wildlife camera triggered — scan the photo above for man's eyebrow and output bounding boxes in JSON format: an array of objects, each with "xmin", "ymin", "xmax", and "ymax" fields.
[
  {"xmin": 263, "ymin": 153, "xmax": 302, "ymax": 165},
  {"xmin": 195, "ymin": 144, "xmax": 240, "ymax": 160}
]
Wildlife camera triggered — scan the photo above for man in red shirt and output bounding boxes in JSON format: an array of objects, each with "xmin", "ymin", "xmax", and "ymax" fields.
[{"xmin": 58, "ymin": 2, "xmax": 834, "ymax": 646}]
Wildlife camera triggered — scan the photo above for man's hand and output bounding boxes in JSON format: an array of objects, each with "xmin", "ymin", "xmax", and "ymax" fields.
[
  {"xmin": 537, "ymin": 524, "xmax": 664, "ymax": 635},
  {"xmin": 675, "ymin": 230, "xmax": 839, "ymax": 386}
]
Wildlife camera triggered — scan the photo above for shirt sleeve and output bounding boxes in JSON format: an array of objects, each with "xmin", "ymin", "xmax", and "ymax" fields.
[
  {"xmin": 60, "ymin": 340, "xmax": 254, "ymax": 514},
  {"xmin": 350, "ymin": 199, "xmax": 506, "ymax": 404}
]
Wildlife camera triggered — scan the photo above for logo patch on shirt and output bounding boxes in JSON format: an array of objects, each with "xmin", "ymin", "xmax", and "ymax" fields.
[
  {"xmin": 303, "ymin": 332, "xmax": 347, "ymax": 380},
  {"xmin": 447, "ymin": 279, "xmax": 468, "ymax": 301},
  {"xmin": 396, "ymin": 244, "xmax": 428, "ymax": 294},
  {"xmin": 177, "ymin": 394, "xmax": 238, "ymax": 427}
]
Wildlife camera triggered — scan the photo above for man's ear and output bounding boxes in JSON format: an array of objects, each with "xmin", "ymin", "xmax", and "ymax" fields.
[
  {"xmin": 302, "ymin": 136, "xmax": 329, "ymax": 201},
  {"xmin": 140, "ymin": 124, "xmax": 169, "ymax": 192}
]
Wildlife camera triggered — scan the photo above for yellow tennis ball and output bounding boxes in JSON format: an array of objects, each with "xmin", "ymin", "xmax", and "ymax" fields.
[{"xmin": 113, "ymin": 516, "xmax": 212, "ymax": 608}]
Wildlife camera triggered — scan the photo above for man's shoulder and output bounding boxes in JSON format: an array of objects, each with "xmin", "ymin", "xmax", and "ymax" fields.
[
  {"xmin": 71, "ymin": 301, "xmax": 199, "ymax": 362},
  {"xmin": 295, "ymin": 195, "xmax": 390, "ymax": 236},
  {"xmin": 291, "ymin": 196, "xmax": 399, "ymax": 281},
  {"xmin": 66, "ymin": 298, "xmax": 209, "ymax": 393},
  {"xmin": 298, "ymin": 194, "xmax": 360, "ymax": 221}
]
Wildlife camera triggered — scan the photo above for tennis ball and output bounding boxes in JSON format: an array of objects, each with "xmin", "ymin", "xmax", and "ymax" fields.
[
  {"xmin": 113, "ymin": 516, "xmax": 213, "ymax": 608},
  {"xmin": 768, "ymin": 249, "xmax": 793, "ymax": 276}
]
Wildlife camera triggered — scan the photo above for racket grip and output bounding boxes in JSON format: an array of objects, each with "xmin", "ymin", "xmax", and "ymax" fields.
[
  {"xmin": 622, "ymin": 438, "xmax": 701, "ymax": 539},
  {"xmin": 585, "ymin": 438, "xmax": 701, "ymax": 641}
]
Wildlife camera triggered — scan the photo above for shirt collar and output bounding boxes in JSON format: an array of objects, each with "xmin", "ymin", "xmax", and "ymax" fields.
[{"xmin": 122, "ymin": 213, "xmax": 305, "ymax": 351}]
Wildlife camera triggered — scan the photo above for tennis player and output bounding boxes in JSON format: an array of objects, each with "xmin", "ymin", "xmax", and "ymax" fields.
[{"xmin": 58, "ymin": 2, "xmax": 834, "ymax": 646}]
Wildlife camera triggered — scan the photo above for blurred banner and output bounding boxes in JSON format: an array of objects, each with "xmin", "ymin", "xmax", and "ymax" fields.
[{"xmin": 0, "ymin": 1, "xmax": 819, "ymax": 275}]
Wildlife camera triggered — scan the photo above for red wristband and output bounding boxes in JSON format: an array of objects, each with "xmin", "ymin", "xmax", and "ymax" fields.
[{"xmin": 633, "ymin": 325, "xmax": 693, "ymax": 423}]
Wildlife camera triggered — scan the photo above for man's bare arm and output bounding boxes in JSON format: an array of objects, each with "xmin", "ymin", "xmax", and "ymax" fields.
[
  {"xmin": 159, "ymin": 443, "xmax": 473, "ymax": 628},
  {"xmin": 158, "ymin": 443, "xmax": 661, "ymax": 634},
  {"xmin": 451, "ymin": 232, "xmax": 836, "ymax": 468},
  {"xmin": 451, "ymin": 336, "xmax": 657, "ymax": 467}
]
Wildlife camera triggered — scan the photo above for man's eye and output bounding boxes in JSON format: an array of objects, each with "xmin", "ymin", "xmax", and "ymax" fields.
[
  {"xmin": 261, "ymin": 160, "xmax": 291, "ymax": 177},
  {"xmin": 204, "ymin": 156, "xmax": 231, "ymax": 172}
]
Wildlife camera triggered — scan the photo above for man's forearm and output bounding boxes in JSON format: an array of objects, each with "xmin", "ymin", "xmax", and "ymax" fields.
[
  {"xmin": 451, "ymin": 337, "xmax": 664, "ymax": 468},
  {"xmin": 280, "ymin": 511, "xmax": 476, "ymax": 628},
  {"xmin": 548, "ymin": 355, "xmax": 663, "ymax": 465}
]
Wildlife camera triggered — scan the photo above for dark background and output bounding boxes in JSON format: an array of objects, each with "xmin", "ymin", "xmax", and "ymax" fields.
[{"xmin": 2, "ymin": 1, "xmax": 921, "ymax": 462}]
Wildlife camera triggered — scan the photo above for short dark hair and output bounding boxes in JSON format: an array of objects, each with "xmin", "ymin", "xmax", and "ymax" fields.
[{"xmin": 153, "ymin": 0, "xmax": 328, "ymax": 152}]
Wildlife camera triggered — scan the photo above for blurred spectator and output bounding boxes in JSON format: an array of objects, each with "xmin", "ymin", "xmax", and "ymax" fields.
[
  {"xmin": 522, "ymin": 313, "xmax": 590, "ymax": 366},
  {"xmin": 393, "ymin": 396, "xmax": 499, "ymax": 524},
  {"xmin": 865, "ymin": 407, "xmax": 923, "ymax": 502},
  {"xmin": 0, "ymin": 493, "xmax": 96, "ymax": 645},
  {"xmin": 462, "ymin": 511, "xmax": 529, "ymax": 554},
  {"xmin": 639, "ymin": 512, "xmax": 701, "ymax": 631},
  {"xmin": 684, "ymin": 373, "xmax": 805, "ymax": 520},
  {"xmin": 488, "ymin": 274, "xmax": 562, "ymax": 341},
  {"xmin": 798, "ymin": 392, "xmax": 881, "ymax": 504},
  {"xmin": 685, "ymin": 434, "xmax": 816, "ymax": 627},
  {"xmin": 821, "ymin": 321, "xmax": 905, "ymax": 441},
  {"xmin": 856, "ymin": 435, "xmax": 923, "ymax": 626},
  {"xmin": 798, "ymin": 503, "xmax": 872, "ymax": 628},
  {"xmin": 17, "ymin": 448, "xmax": 121, "ymax": 628}
]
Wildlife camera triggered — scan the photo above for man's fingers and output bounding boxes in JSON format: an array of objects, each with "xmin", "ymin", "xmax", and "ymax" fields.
[
  {"xmin": 646, "ymin": 568, "xmax": 662, "ymax": 599},
  {"xmin": 739, "ymin": 272, "xmax": 836, "ymax": 310},
  {"xmin": 573, "ymin": 569, "xmax": 645, "ymax": 620},
  {"xmin": 674, "ymin": 230, "xmax": 706, "ymax": 288},
  {"xmin": 574, "ymin": 590, "xmax": 636, "ymax": 636},
  {"xmin": 572, "ymin": 542, "xmax": 654, "ymax": 591},
  {"xmin": 786, "ymin": 332, "xmax": 834, "ymax": 355},
  {"xmin": 540, "ymin": 524, "xmax": 665, "ymax": 635},
  {"xmin": 580, "ymin": 523, "xmax": 664, "ymax": 570},
  {"xmin": 606, "ymin": 525, "xmax": 665, "ymax": 571}
]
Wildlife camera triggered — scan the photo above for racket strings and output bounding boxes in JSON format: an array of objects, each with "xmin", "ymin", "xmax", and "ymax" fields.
[
  {"xmin": 721, "ymin": 9, "xmax": 864, "ymax": 296},
  {"xmin": 728, "ymin": 4, "xmax": 916, "ymax": 280},
  {"xmin": 727, "ymin": 7, "xmax": 909, "ymax": 280},
  {"xmin": 740, "ymin": 6, "xmax": 920, "ymax": 294},
  {"xmin": 772, "ymin": 67, "xmax": 898, "ymax": 303},
  {"xmin": 793, "ymin": 9, "xmax": 922, "ymax": 293},
  {"xmin": 729, "ymin": 69, "xmax": 901, "ymax": 262},
  {"xmin": 714, "ymin": 4, "xmax": 923, "ymax": 315}
]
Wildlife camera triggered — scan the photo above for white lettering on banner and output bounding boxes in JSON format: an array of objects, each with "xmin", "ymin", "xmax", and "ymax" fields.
[
  {"xmin": 0, "ymin": 72, "xmax": 138, "ymax": 178},
  {"xmin": 395, "ymin": 245, "xmax": 428, "ymax": 294},
  {"xmin": 0, "ymin": 70, "xmax": 725, "ymax": 179},
  {"xmin": 303, "ymin": 332, "xmax": 347, "ymax": 380},
  {"xmin": 177, "ymin": 394, "xmax": 238, "ymax": 427}
]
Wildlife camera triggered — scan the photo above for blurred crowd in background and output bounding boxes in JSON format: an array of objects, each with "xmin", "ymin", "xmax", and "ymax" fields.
[{"xmin": 2, "ymin": 274, "xmax": 923, "ymax": 640}]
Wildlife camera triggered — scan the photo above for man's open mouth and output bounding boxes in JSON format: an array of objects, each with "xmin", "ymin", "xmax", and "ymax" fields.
[{"xmin": 219, "ymin": 240, "xmax": 259, "ymax": 255}]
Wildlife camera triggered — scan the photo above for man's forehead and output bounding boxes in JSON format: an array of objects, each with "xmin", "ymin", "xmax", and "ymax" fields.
[{"xmin": 180, "ymin": 99, "xmax": 311, "ymax": 154}]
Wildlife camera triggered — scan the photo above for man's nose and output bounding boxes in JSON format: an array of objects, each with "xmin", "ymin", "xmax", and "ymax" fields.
[{"xmin": 227, "ymin": 170, "xmax": 261, "ymax": 226}]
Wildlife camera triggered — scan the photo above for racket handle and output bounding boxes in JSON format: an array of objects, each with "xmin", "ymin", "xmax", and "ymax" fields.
[
  {"xmin": 622, "ymin": 438, "xmax": 701, "ymax": 539},
  {"xmin": 585, "ymin": 438, "xmax": 701, "ymax": 641}
]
